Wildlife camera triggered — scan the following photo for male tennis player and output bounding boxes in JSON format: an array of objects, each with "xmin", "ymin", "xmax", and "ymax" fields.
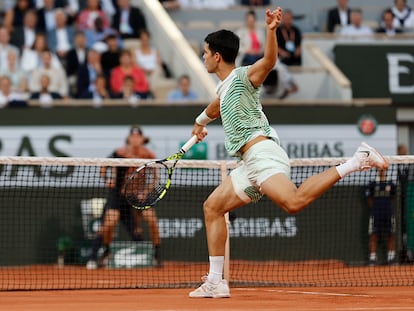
[
  {"xmin": 189, "ymin": 7, "xmax": 388, "ymax": 298},
  {"xmin": 86, "ymin": 125, "xmax": 162, "ymax": 269}
]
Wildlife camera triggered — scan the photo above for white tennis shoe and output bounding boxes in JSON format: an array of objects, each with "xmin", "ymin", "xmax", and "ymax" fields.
[
  {"xmin": 355, "ymin": 142, "xmax": 388, "ymax": 171},
  {"xmin": 189, "ymin": 279, "xmax": 231, "ymax": 298},
  {"xmin": 86, "ymin": 260, "xmax": 98, "ymax": 270}
]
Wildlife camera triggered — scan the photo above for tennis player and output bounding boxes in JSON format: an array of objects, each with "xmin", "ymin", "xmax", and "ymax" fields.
[
  {"xmin": 189, "ymin": 7, "xmax": 388, "ymax": 298},
  {"xmin": 86, "ymin": 125, "xmax": 162, "ymax": 269}
]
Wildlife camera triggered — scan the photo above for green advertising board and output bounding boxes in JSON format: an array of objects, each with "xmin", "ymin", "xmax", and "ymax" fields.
[{"xmin": 334, "ymin": 44, "xmax": 414, "ymax": 105}]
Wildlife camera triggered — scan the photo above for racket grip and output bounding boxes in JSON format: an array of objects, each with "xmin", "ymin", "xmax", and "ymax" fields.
[{"xmin": 180, "ymin": 135, "xmax": 198, "ymax": 153}]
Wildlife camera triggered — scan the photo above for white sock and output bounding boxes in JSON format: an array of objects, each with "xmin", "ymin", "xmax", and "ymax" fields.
[
  {"xmin": 369, "ymin": 253, "xmax": 377, "ymax": 261},
  {"xmin": 207, "ymin": 256, "xmax": 224, "ymax": 284},
  {"xmin": 336, "ymin": 157, "xmax": 360, "ymax": 178}
]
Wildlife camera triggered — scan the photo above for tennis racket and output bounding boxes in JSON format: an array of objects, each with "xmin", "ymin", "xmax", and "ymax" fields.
[{"xmin": 124, "ymin": 135, "xmax": 199, "ymax": 210}]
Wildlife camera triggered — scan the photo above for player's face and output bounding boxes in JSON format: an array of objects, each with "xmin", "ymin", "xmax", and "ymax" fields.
[{"xmin": 203, "ymin": 43, "xmax": 218, "ymax": 74}]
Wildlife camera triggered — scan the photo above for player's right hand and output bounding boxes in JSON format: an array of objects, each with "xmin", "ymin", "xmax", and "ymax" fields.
[{"xmin": 192, "ymin": 124, "xmax": 208, "ymax": 143}]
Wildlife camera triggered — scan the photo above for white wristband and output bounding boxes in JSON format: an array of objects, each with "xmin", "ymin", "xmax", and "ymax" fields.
[{"xmin": 195, "ymin": 109, "xmax": 215, "ymax": 126}]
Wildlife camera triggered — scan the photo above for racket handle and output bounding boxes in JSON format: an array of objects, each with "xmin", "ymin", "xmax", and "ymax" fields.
[{"xmin": 180, "ymin": 135, "xmax": 198, "ymax": 153}]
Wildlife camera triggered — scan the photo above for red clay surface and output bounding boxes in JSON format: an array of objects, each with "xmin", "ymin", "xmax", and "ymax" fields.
[{"xmin": 1, "ymin": 287, "xmax": 414, "ymax": 311}]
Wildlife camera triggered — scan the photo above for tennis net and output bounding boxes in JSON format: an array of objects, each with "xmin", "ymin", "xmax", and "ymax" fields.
[{"xmin": 1, "ymin": 155, "xmax": 414, "ymax": 290}]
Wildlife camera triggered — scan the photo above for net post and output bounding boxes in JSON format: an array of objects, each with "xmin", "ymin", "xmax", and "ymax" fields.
[{"xmin": 221, "ymin": 161, "xmax": 230, "ymax": 282}]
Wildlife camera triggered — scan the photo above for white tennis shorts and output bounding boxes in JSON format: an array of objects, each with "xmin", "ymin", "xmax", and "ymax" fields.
[{"xmin": 230, "ymin": 139, "xmax": 290, "ymax": 203}]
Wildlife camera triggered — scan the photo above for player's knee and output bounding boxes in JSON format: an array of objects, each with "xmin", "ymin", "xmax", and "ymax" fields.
[
  {"xmin": 203, "ymin": 200, "xmax": 221, "ymax": 220},
  {"xmin": 280, "ymin": 197, "xmax": 307, "ymax": 215}
]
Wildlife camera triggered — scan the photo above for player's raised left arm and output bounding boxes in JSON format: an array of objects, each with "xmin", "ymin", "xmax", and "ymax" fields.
[{"xmin": 248, "ymin": 7, "xmax": 282, "ymax": 88}]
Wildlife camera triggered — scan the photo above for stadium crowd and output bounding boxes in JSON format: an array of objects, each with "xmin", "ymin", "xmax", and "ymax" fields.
[{"xmin": 0, "ymin": 0, "xmax": 412, "ymax": 107}]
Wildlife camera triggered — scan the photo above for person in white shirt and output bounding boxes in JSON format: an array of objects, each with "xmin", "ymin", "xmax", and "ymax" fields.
[
  {"xmin": 340, "ymin": 8, "xmax": 374, "ymax": 37},
  {"xmin": 0, "ymin": 26, "xmax": 19, "ymax": 72},
  {"xmin": 392, "ymin": 0, "xmax": 414, "ymax": 29}
]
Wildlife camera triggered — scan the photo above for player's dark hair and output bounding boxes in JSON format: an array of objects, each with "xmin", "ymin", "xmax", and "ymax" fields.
[{"xmin": 204, "ymin": 29, "xmax": 239, "ymax": 64}]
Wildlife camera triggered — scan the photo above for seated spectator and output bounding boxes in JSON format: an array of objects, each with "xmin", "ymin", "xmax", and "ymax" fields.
[
  {"xmin": 113, "ymin": 75, "xmax": 141, "ymax": 105},
  {"xmin": 261, "ymin": 61, "xmax": 298, "ymax": 99},
  {"xmin": 112, "ymin": 0, "xmax": 147, "ymax": 39},
  {"xmin": 236, "ymin": 9, "xmax": 265, "ymax": 66},
  {"xmin": 392, "ymin": 0, "xmax": 414, "ymax": 29},
  {"xmin": 276, "ymin": 9, "xmax": 302, "ymax": 66},
  {"xmin": 20, "ymin": 32, "xmax": 63, "ymax": 73},
  {"xmin": 0, "ymin": 27, "xmax": 20, "ymax": 72},
  {"xmin": 134, "ymin": 30, "xmax": 162, "ymax": 80},
  {"xmin": 30, "ymin": 74, "xmax": 62, "ymax": 107},
  {"xmin": 65, "ymin": 30, "xmax": 88, "ymax": 96},
  {"xmin": 28, "ymin": 49, "xmax": 68, "ymax": 98},
  {"xmin": 110, "ymin": 49, "xmax": 150, "ymax": 99},
  {"xmin": 85, "ymin": 15, "xmax": 120, "ymax": 50},
  {"xmin": 240, "ymin": 0, "xmax": 270, "ymax": 6},
  {"xmin": 101, "ymin": 34, "xmax": 121, "ymax": 78},
  {"xmin": 77, "ymin": 0, "xmax": 109, "ymax": 32},
  {"xmin": 0, "ymin": 76, "xmax": 28, "ymax": 108},
  {"xmin": 78, "ymin": 74, "xmax": 112, "ymax": 105},
  {"xmin": 3, "ymin": 0, "xmax": 34, "ymax": 33},
  {"xmin": 340, "ymin": 8, "xmax": 374, "ymax": 37},
  {"xmin": 326, "ymin": 0, "xmax": 351, "ymax": 32},
  {"xmin": 167, "ymin": 74, "xmax": 198, "ymax": 102},
  {"xmin": 37, "ymin": 0, "xmax": 57, "ymax": 33},
  {"xmin": 76, "ymin": 48, "xmax": 104, "ymax": 98},
  {"xmin": 377, "ymin": 8, "xmax": 403, "ymax": 36},
  {"xmin": 10, "ymin": 9, "xmax": 39, "ymax": 51},
  {"xmin": 47, "ymin": 8, "xmax": 75, "ymax": 62},
  {"xmin": 0, "ymin": 49, "xmax": 28, "ymax": 93}
]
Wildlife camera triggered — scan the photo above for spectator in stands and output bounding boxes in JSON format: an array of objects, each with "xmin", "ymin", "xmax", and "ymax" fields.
[
  {"xmin": 28, "ymin": 49, "xmax": 68, "ymax": 98},
  {"xmin": 47, "ymin": 9, "xmax": 75, "ymax": 63},
  {"xmin": 10, "ymin": 9, "xmax": 39, "ymax": 51},
  {"xmin": 261, "ymin": 60, "xmax": 298, "ymax": 99},
  {"xmin": 0, "ymin": 27, "xmax": 20, "ymax": 72},
  {"xmin": 392, "ymin": 0, "xmax": 414, "ymax": 29},
  {"xmin": 30, "ymin": 74, "xmax": 62, "ymax": 106},
  {"xmin": 0, "ymin": 50, "xmax": 28, "ymax": 93},
  {"xmin": 377, "ymin": 8, "xmax": 403, "ymax": 36},
  {"xmin": 110, "ymin": 49, "xmax": 151, "ymax": 99},
  {"xmin": 365, "ymin": 169, "xmax": 396, "ymax": 266},
  {"xmin": 20, "ymin": 32, "xmax": 63, "ymax": 73},
  {"xmin": 236, "ymin": 10, "xmax": 265, "ymax": 66},
  {"xmin": 240, "ymin": 0, "xmax": 270, "ymax": 6},
  {"xmin": 76, "ymin": 48, "xmax": 104, "ymax": 98},
  {"xmin": 86, "ymin": 125, "xmax": 162, "ymax": 269},
  {"xmin": 0, "ymin": 76, "xmax": 28, "ymax": 108},
  {"xmin": 167, "ymin": 74, "xmax": 198, "ymax": 102},
  {"xmin": 85, "ymin": 15, "xmax": 120, "ymax": 50},
  {"xmin": 101, "ymin": 34, "xmax": 121, "ymax": 78},
  {"xmin": 276, "ymin": 9, "xmax": 302, "ymax": 66},
  {"xmin": 36, "ymin": 0, "xmax": 57, "ymax": 33},
  {"xmin": 339, "ymin": 8, "xmax": 374, "ymax": 37},
  {"xmin": 178, "ymin": 0, "xmax": 235, "ymax": 9},
  {"xmin": 326, "ymin": 0, "xmax": 351, "ymax": 32},
  {"xmin": 77, "ymin": 0, "xmax": 110, "ymax": 32},
  {"xmin": 113, "ymin": 75, "xmax": 141, "ymax": 105},
  {"xmin": 79, "ymin": 74, "xmax": 113, "ymax": 104},
  {"xmin": 134, "ymin": 30, "xmax": 162, "ymax": 81},
  {"xmin": 65, "ymin": 31, "xmax": 88, "ymax": 80},
  {"xmin": 112, "ymin": 0, "xmax": 147, "ymax": 39},
  {"xmin": 3, "ymin": 0, "xmax": 34, "ymax": 33}
]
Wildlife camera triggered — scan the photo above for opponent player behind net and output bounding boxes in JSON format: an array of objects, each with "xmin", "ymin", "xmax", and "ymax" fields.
[{"xmin": 188, "ymin": 7, "xmax": 389, "ymax": 298}]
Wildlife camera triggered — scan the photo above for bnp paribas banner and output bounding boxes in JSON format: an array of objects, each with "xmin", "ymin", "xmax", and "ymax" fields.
[
  {"xmin": 0, "ymin": 124, "xmax": 396, "ymax": 160},
  {"xmin": 334, "ymin": 44, "xmax": 414, "ymax": 105}
]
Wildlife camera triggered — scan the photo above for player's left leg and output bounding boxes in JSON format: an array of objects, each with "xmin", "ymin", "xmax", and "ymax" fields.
[{"xmin": 189, "ymin": 176, "xmax": 247, "ymax": 298}]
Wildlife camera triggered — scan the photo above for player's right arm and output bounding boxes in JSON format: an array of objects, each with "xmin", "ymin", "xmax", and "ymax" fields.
[{"xmin": 192, "ymin": 97, "xmax": 220, "ymax": 140}]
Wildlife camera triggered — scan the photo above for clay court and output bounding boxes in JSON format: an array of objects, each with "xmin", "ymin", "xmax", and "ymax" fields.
[{"xmin": 1, "ymin": 286, "xmax": 414, "ymax": 311}]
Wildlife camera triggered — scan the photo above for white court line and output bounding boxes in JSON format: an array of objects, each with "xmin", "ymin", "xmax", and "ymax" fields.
[{"xmin": 234, "ymin": 288, "xmax": 373, "ymax": 297}]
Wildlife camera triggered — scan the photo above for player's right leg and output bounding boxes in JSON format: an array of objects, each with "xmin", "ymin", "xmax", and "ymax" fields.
[
  {"xmin": 189, "ymin": 176, "xmax": 247, "ymax": 298},
  {"xmin": 261, "ymin": 142, "xmax": 388, "ymax": 215}
]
